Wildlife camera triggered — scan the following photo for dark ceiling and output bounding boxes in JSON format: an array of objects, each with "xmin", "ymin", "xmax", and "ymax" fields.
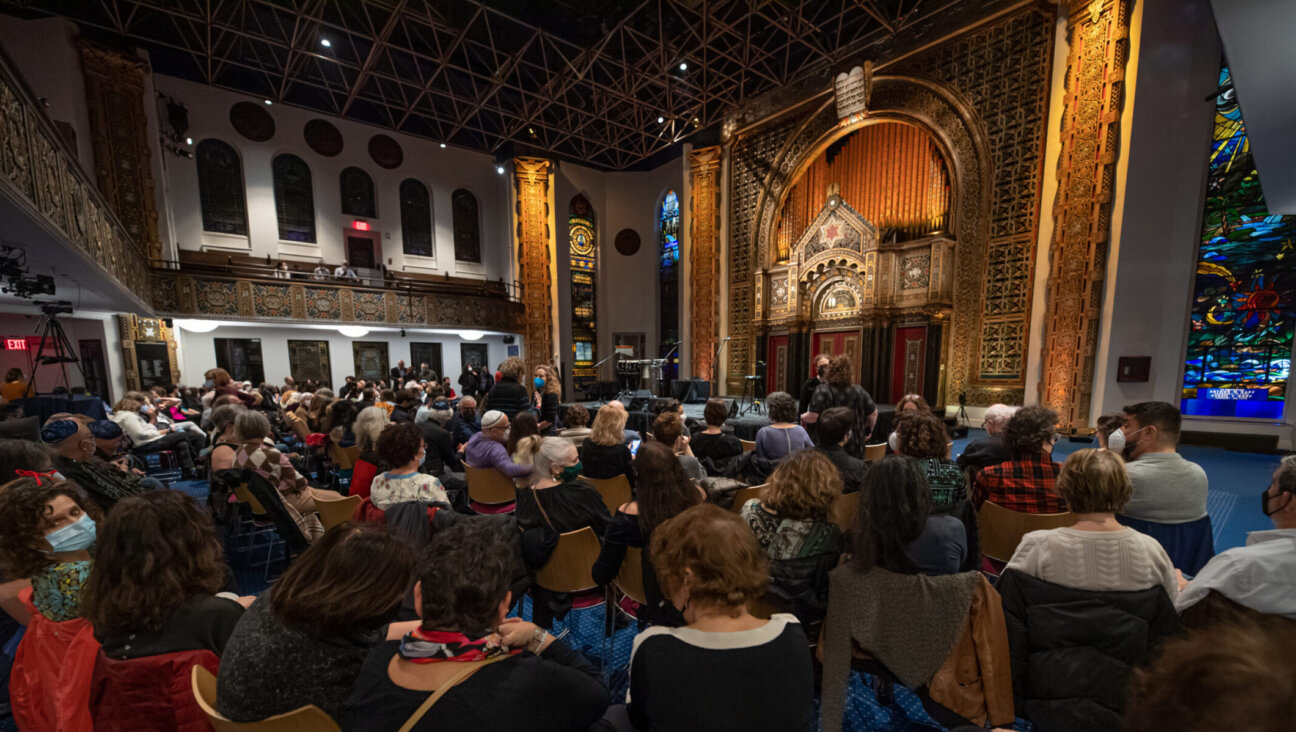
[{"xmin": 1, "ymin": 0, "xmax": 1001, "ymax": 170}]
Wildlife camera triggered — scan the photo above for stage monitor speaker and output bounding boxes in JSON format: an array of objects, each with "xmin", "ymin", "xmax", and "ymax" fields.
[
  {"xmin": 684, "ymin": 379, "xmax": 710, "ymax": 404},
  {"xmin": 628, "ymin": 390, "xmax": 654, "ymax": 413}
]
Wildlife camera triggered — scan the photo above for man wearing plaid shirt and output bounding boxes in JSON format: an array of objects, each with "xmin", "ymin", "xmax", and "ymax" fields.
[{"xmin": 971, "ymin": 405, "xmax": 1067, "ymax": 513}]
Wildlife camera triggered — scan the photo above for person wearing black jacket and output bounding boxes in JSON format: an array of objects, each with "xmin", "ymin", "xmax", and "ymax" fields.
[
  {"xmin": 798, "ymin": 353, "xmax": 831, "ymax": 416},
  {"xmin": 813, "ymin": 407, "xmax": 867, "ymax": 493},
  {"xmin": 481, "ymin": 357, "xmax": 529, "ymax": 420},
  {"xmin": 956, "ymin": 403, "xmax": 1015, "ymax": 476},
  {"xmin": 457, "ymin": 365, "xmax": 479, "ymax": 398},
  {"xmin": 447, "ymin": 397, "xmax": 480, "ymax": 445}
]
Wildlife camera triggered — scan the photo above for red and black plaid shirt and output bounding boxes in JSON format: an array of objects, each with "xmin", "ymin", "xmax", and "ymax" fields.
[{"xmin": 971, "ymin": 452, "xmax": 1066, "ymax": 514}]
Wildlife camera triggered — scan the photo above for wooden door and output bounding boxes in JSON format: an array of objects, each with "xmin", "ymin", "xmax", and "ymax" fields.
[
  {"xmin": 890, "ymin": 326, "xmax": 927, "ymax": 404},
  {"xmin": 766, "ymin": 335, "xmax": 790, "ymax": 395},
  {"xmin": 811, "ymin": 330, "xmax": 861, "ymax": 382}
]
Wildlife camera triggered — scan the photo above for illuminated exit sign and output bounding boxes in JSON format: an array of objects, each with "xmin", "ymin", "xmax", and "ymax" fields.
[{"xmin": 5, "ymin": 338, "xmax": 28, "ymax": 351}]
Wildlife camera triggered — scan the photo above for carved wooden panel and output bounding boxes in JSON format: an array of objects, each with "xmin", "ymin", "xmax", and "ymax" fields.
[
  {"xmin": 78, "ymin": 40, "xmax": 162, "ymax": 263},
  {"xmin": 1040, "ymin": 0, "xmax": 1132, "ymax": 430},
  {"xmin": 689, "ymin": 146, "xmax": 721, "ymax": 380},
  {"xmin": 514, "ymin": 157, "xmax": 553, "ymax": 372}
]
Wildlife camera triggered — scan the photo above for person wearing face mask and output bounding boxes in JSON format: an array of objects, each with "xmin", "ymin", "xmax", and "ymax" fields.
[
  {"xmin": 0, "ymin": 477, "xmax": 103, "ymax": 732},
  {"xmin": 110, "ymin": 393, "xmax": 203, "ymax": 479},
  {"xmin": 463, "ymin": 410, "xmax": 532, "ymax": 482},
  {"xmin": 447, "ymin": 396, "xmax": 481, "ymax": 445},
  {"xmin": 515, "ymin": 437, "xmax": 611, "ymax": 629},
  {"xmin": 1112, "ymin": 402, "xmax": 1209, "ymax": 526},
  {"xmin": 799, "ymin": 353, "xmax": 832, "ymax": 418},
  {"xmin": 1175, "ymin": 454, "xmax": 1296, "ymax": 619},
  {"xmin": 43, "ymin": 418, "xmax": 150, "ymax": 513},
  {"xmin": 532, "ymin": 365, "xmax": 561, "ymax": 434},
  {"xmin": 368, "ymin": 423, "xmax": 448, "ymax": 511}
]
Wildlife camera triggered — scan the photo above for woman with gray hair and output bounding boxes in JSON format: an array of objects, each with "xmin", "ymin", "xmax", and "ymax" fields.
[
  {"xmin": 515, "ymin": 436, "xmax": 611, "ymax": 628},
  {"xmin": 956, "ymin": 403, "xmax": 1017, "ymax": 475},
  {"xmin": 754, "ymin": 391, "xmax": 814, "ymax": 464}
]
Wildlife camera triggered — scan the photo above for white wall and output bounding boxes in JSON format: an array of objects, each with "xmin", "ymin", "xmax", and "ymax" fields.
[
  {"xmin": 173, "ymin": 323, "xmax": 513, "ymax": 390},
  {"xmin": 154, "ymin": 75, "xmax": 512, "ymax": 282},
  {"xmin": 0, "ymin": 309, "xmax": 121, "ymax": 402}
]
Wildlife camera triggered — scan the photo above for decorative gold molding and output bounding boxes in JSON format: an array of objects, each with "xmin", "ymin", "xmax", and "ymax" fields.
[
  {"xmin": 513, "ymin": 157, "xmax": 553, "ymax": 373},
  {"xmin": 689, "ymin": 146, "xmax": 722, "ymax": 380},
  {"xmin": 1039, "ymin": 0, "xmax": 1130, "ymax": 429},
  {"xmin": 117, "ymin": 314, "xmax": 179, "ymax": 391},
  {"xmin": 77, "ymin": 39, "xmax": 163, "ymax": 264}
]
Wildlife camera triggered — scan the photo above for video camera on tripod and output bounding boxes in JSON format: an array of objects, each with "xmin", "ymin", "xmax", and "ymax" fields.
[{"xmin": 25, "ymin": 300, "xmax": 83, "ymax": 397}]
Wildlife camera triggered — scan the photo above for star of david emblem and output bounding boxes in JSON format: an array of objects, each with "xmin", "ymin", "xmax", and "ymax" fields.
[{"xmin": 820, "ymin": 217, "xmax": 844, "ymax": 247}]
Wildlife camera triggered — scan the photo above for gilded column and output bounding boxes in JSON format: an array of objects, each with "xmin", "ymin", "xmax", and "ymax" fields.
[
  {"xmin": 689, "ymin": 146, "xmax": 721, "ymax": 381},
  {"xmin": 77, "ymin": 40, "xmax": 163, "ymax": 264},
  {"xmin": 1039, "ymin": 0, "xmax": 1130, "ymax": 430},
  {"xmin": 514, "ymin": 157, "xmax": 553, "ymax": 375}
]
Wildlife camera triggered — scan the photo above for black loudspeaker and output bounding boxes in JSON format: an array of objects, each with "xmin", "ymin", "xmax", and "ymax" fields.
[
  {"xmin": 684, "ymin": 379, "xmax": 710, "ymax": 404},
  {"xmin": 628, "ymin": 390, "xmax": 654, "ymax": 413},
  {"xmin": 163, "ymin": 318, "xmax": 173, "ymax": 328},
  {"xmin": 670, "ymin": 379, "xmax": 690, "ymax": 401},
  {"xmin": 503, "ymin": 335, "xmax": 515, "ymax": 344}
]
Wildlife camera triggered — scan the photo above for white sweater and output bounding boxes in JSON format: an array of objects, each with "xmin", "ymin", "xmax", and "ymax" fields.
[
  {"xmin": 109, "ymin": 410, "xmax": 163, "ymax": 447},
  {"xmin": 1006, "ymin": 526, "xmax": 1178, "ymax": 600}
]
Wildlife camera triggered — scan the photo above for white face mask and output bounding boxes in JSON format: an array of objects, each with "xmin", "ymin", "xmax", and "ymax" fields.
[
  {"xmin": 887, "ymin": 430, "xmax": 899, "ymax": 452},
  {"xmin": 1107, "ymin": 426, "xmax": 1145, "ymax": 455}
]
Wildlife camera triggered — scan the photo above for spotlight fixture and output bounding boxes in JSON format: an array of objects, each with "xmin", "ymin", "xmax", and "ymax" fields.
[
  {"xmin": 496, "ymin": 165, "xmax": 505, "ymax": 175},
  {"xmin": 400, "ymin": 328, "xmax": 407, "ymax": 337},
  {"xmin": 657, "ymin": 116, "xmax": 664, "ymax": 123},
  {"xmin": 679, "ymin": 62, "xmax": 688, "ymax": 71},
  {"xmin": 320, "ymin": 38, "xmax": 331, "ymax": 47},
  {"xmin": 439, "ymin": 143, "xmax": 447, "ymax": 149},
  {"xmin": 263, "ymin": 99, "xmax": 272, "ymax": 105}
]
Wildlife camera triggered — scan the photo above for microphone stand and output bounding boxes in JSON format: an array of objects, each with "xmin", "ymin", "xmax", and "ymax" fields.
[
  {"xmin": 660, "ymin": 342, "xmax": 680, "ymax": 398},
  {"xmin": 710, "ymin": 337, "xmax": 730, "ymax": 400},
  {"xmin": 590, "ymin": 353, "xmax": 619, "ymax": 404}
]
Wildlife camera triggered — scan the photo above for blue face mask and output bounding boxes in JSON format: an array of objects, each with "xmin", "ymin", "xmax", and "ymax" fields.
[
  {"xmin": 534, "ymin": 377, "xmax": 545, "ymax": 389},
  {"xmin": 203, "ymin": 379, "xmax": 215, "ymax": 388},
  {"xmin": 46, "ymin": 513, "xmax": 96, "ymax": 553}
]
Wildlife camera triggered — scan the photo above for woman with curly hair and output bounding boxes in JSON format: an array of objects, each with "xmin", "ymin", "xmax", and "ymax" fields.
[
  {"xmin": 802, "ymin": 354, "xmax": 878, "ymax": 458},
  {"xmin": 0, "ymin": 477, "xmax": 101, "ymax": 622},
  {"xmin": 369, "ymin": 422, "xmax": 446, "ymax": 510},
  {"xmin": 753, "ymin": 391, "xmax": 814, "ymax": 464},
  {"xmin": 82, "ymin": 491, "xmax": 252, "ymax": 658},
  {"xmin": 971, "ymin": 404, "xmax": 1065, "ymax": 513},
  {"xmin": 532, "ymin": 363, "xmax": 562, "ymax": 433},
  {"xmin": 893, "ymin": 410, "xmax": 963, "ymax": 505},
  {"xmin": 741, "ymin": 449, "xmax": 843, "ymax": 561}
]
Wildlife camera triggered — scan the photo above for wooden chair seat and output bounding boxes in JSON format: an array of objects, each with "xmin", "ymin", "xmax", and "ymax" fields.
[
  {"xmin": 314, "ymin": 494, "xmax": 361, "ymax": 531},
  {"xmin": 615, "ymin": 546, "xmax": 647, "ymax": 606},
  {"xmin": 328, "ymin": 443, "xmax": 360, "ymax": 470},
  {"xmin": 729, "ymin": 484, "xmax": 764, "ymax": 513},
  {"xmin": 832, "ymin": 490, "xmax": 859, "ymax": 533},
  {"xmin": 977, "ymin": 500, "xmax": 1074, "ymax": 563},
  {"xmin": 739, "ymin": 439, "xmax": 756, "ymax": 453},
  {"xmin": 465, "ymin": 463, "xmax": 518, "ymax": 510},
  {"xmin": 582, "ymin": 474, "xmax": 633, "ymax": 514},
  {"xmin": 191, "ymin": 665, "xmax": 340, "ymax": 731}
]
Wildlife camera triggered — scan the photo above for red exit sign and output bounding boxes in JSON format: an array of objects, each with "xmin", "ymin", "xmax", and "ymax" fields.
[{"xmin": 5, "ymin": 338, "xmax": 28, "ymax": 351}]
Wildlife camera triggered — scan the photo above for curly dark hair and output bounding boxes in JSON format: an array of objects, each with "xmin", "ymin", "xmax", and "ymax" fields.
[
  {"xmin": 376, "ymin": 422, "xmax": 424, "ymax": 468},
  {"xmin": 564, "ymin": 404, "xmax": 590, "ymax": 428},
  {"xmin": 1003, "ymin": 405, "xmax": 1059, "ymax": 456},
  {"xmin": 418, "ymin": 517, "xmax": 513, "ymax": 633},
  {"xmin": 1095, "ymin": 412, "xmax": 1126, "ymax": 440},
  {"xmin": 765, "ymin": 391, "xmax": 798, "ymax": 423},
  {"xmin": 894, "ymin": 410, "xmax": 949, "ymax": 459},
  {"xmin": 81, "ymin": 491, "xmax": 228, "ymax": 636},
  {"xmin": 0, "ymin": 477, "xmax": 102, "ymax": 577},
  {"xmin": 0, "ymin": 439, "xmax": 54, "ymax": 483}
]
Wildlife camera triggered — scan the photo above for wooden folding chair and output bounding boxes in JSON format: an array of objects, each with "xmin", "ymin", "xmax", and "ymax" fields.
[
  {"xmin": 191, "ymin": 665, "xmax": 340, "ymax": 731},
  {"xmin": 832, "ymin": 490, "xmax": 859, "ymax": 533},
  {"xmin": 582, "ymin": 474, "xmax": 633, "ymax": 515},
  {"xmin": 464, "ymin": 463, "xmax": 518, "ymax": 513},
  {"xmin": 535, "ymin": 527, "xmax": 607, "ymax": 662},
  {"xmin": 864, "ymin": 443, "xmax": 887, "ymax": 462},
  {"xmin": 615, "ymin": 546, "xmax": 647, "ymax": 606},
  {"xmin": 314, "ymin": 494, "xmax": 361, "ymax": 531},
  {"xmin": 739, "ymin": 439, "xmax": 757, "ymax": 453},
  {"xmin": 729, "ymin": 484, "xmax": 764, "ymax": 513},
  {"xmin": 977, "ymin": 501, "xmax": 1074, "ymax": 564},
  {"xmin": 283, "ymin": 412, "xmax": 311, "ymax": 444},
  {"xmin": 328, "ymin": 443, "xmax": 360, "ymax": 470}
]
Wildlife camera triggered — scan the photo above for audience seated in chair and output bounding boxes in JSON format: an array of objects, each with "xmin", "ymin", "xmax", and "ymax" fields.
[
  {"xmin": 740, "ymin": 450, "xmax": 844, "ymax": 626},
  {"xmin": 894, "ymin": 410, "xmax": 963, "ymax": 506},
  {"xmin": 42, "ymin": 418, "xmax": 148, "ymax": 512},
  {"xmin": 515, "ymin": 437, "xmax": 611, "ymax": 628},
  {"xmin": 578, "ymin": 402, "xmax": 635, "ymax": 485},
  {"xmin": 651, "ymin": 411, "xmax": 706, "ymax": 484},
  {"xmin": 592, "ymin": 441, "xmax": 703, "ymax": 627},
  {"xmin": 753, "ymin": 391, "xmax": 814, "ymax": 464},
  {"xmin": 232, "ymin": 410, "xmax": 343, "ymax": 542},
  {"xmin": 621, "ymin": 504, "xmax": 815, "ymax": 732},
  {"xmin": 216, "ymin": 523, "xmax": 417, "ymax": 723},
  {"xmin": 83, "ymin": 490, "xmax": 251, "ymax": 661},
  {"xmin": 1007, "ymin": 449, "xmax": 1179, "ymax": 600},
  {"xmin": 867, "ymin": 455, "xmax": 967, "ymax": 576},
  {"xmin": 971, "ymin": 405, "xmax": 1065, "ymax": 514},
  {"xmin": 558, "ymin": 404, "xmax": 593, "ymax": 446},
  {"xmin": 0, "ymin": 477, "xmax": 101, "ymax": 732},
  {"xmin": 207, "ymin": 403, "xmax": 247, "ymax": 473},
  {"xmin": 342, "ymin": 518, "xmax": 609, "ymax": 732},
  {"xmin": 690, "ymin": 398, "xmax": 743, "ymax": 465},
  {"xmin": 447, "ymin": 396, "xmax": 481, "ymax": 445},
  {"xmin": 1177, "ymin": 454, "xmax": 1296, "ymax": 619},
  {"xmin": 349, "ymin": 405, "xmax": 389, "ymax": 500},
  {"xmin": 83, "ymin": 417, "xmax": 166, "ymax": 494},
  {"xmin": 1114, "ymin": 400, "xmax": 1215, "ymax": 573},
  {"xmin": 370, "ymin": 422, "xmax": 448, "ymax": 511},
  {"xmin": 506, "ymin": 411, "xmax": 543, "ymax": 478},
  {"xmin": 956, "ymin": 403, "xmax": 1016, "ymax": 478},
  {"xmin": 464, "ymin": 411, "xmax": 532, "ymax": 482},
  {"xmin": 110, "ymin": 392, "xmax": 203, "ymax": 479},
  {"xmin": 811, "ymin": 406, "xmax": 867, "ymax": 494}
]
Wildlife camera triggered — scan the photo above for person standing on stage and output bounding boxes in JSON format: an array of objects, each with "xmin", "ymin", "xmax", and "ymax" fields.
[
  {"xmin": 800, "ymin": 354, "xmax": 877, "ymax": 459},
  {"xmin": 798, "ymin": 354, "xmax": 831, "ymax": 417}
]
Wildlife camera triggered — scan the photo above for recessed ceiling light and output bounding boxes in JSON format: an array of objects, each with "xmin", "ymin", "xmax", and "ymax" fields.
[
  {"xmin": 263, "ymin": 99, "xmax": 272, "ymax": 105},
  {"xmin": 657, "ymin": 116, "xmax": 665, "ymax": 123},
  {"xmin": 679, "ymin": 62, "xmax": 688, "ymax": 71},
  {"xmin": 439, "ymin": 143, "xmax": 447, "ymax": 149},
  {"xmin": 320, "ymin": 38, "xmax": 331, "ymax": 48},
  {"xmin": 496, "ymin": 165, "xmax": 505, "ymax": 174}
]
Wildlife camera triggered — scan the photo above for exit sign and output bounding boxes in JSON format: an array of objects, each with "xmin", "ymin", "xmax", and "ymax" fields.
[{"xmin": 5, "ymin": 338, "xmax": 27, "ymax": 351}]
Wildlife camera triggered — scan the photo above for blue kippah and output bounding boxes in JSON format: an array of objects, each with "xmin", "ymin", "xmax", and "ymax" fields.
[
  {"xmin": 432, "ymin": 400, "xmax": 451, "ymax": 410},
  {"xmin": 40, "ymin": 419, "xmax": 80, "ymax": 444},
  {"xmin": 87, "ymin": 419, "xmax": 122, "ymax": 439}
]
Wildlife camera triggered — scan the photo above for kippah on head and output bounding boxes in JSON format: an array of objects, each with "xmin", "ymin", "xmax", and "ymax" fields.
[
  {"xmin": 40, "ymin": 419, "xmax": 80, "ymax": 444},
  {"xmin": 481, "ymin": 410, "xmax": 506, "ymax": 429},
  {"xmin": 87, "ymin": 419, "xmax": 123, "ymax": 439},
  {"xmin": 432, "ymin": 400, "xmax": 451, "ymax": 411}
]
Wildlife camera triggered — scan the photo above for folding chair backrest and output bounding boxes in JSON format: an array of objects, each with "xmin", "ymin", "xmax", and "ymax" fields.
[
  {"xmin": 864, "ymin": 443, "xmax": 887, "ymax": 462},
  {"xmin": 191, "ymin": 665, "xmax": 340, "ymax": 732},
  {"xmin": 243, "ymin": 472, "xmax": 311, "ymax": 554},
  {"xmin": 465, "ymin": 463, "xmax": 518, "ymax": 506},
  {"xmin": 583, "ymin": 474, "xmax": 632, "ymax": 515},
  {"xmin": 534, "ymin": 526, "xmax": 602, "ymax": 594},
  {"xmin": 730, "ymin": 484, "xmax": 764, "ymax": 513},
  {"xmin": 314, "ymin": 494, "xmax": 362, "ymax": 531},
  {"xmin": 977, "ymin": 500, "xmax": 1073, "ymax": 562},
  {"xmin": 329, "ymin": 443, "xmax": 360, "ymax": 470},
  {"xmin": 284, "ymin": 412, "xmax": 311, "ymax": 443},
  {"xmin": 616, "ymin": 546, "xmax": 647, "ymax": 606},
  {"xmin": 739, "ymin": 439, "xmax": 756, "ymax": 453},
  {"xmin": 832, "ymin": 490, "xmax": 859, "ymax": 533}
]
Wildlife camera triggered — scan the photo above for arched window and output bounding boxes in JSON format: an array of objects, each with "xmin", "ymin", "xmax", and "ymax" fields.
[
  {"xmin": 195, "ymin": 139, "xmax": 247, "ymax": 235},
  {"xmin": 569, "ymin": 195, "xmax": 597, "ymax": 394},
  {"xmin": 400, "ymin": 178, "xmax": 433, "ymax": 257},
  {"xmin": 452, "ymin": 188, "xmax": 481, "ymax": 263},
  {"xmin": 272, "ymin": 153, "xmax": 316, "ymax": 243},
  {"xmin": 658, "ymin": 190, "xmax": 680, "ymax": 377},
  {"xmin": 339, "ymin": 166, "xmax": 376, "ymax": 218}
]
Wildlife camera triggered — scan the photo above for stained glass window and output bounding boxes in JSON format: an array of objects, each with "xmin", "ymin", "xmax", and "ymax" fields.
[
  {"xmin": 340, "ymin": 166, "xmax": 376, "ymax": 218},
  {"xmin": 1181, "ymin": 67, "xmax": 1296, "ymax": 420},
  {"xmin": 452, "ymin": 188, "xmax": 481, "ymax": 263},
  {"xmin": 195, "ymin": 139, "xmax": 247, "ymax": 236},
  {"xmin": 400, "ymin": 179, "xmax": 433, "ymax": 258},
  {"xmin": 570, "ymin": 195, "xmax": 597, "ymax": 394},
  {"xmin": 659, "ymin": 190, "xmax": 681, "ymax": 381},
  {"xmin": 272, "ymin": 153, "xmax": 316, "ymax": 243}
]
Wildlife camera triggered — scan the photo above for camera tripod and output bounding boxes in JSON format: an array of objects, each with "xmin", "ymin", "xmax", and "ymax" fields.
[{"xmin": 24, "ymin": 307, "xmax": 84, "ymax": 397}]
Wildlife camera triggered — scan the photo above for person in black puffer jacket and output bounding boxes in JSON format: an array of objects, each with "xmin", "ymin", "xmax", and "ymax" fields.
[
  {"xmin": 481, "ymin": 356, "xmax": 530, "ymax": 421},
  {"xmin": 995, "ymin": 568, "xmax": 1180, "ymax": 732}
]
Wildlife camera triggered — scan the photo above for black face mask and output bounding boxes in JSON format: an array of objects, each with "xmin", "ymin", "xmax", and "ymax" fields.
[
  {"xmin": 817, "ymin": 365, "xmax": 827, "ymax": 378},
  {"xmin": 1262, "ymin": 487, "xmax": 1292, "ymax": 517}
]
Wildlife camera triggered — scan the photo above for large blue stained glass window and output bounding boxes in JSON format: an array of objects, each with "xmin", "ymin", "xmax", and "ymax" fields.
[
  {"xmin": 1182, "ymin": 67, "xmax": 1296, "ymax": 420},
  {"xmin": 570, "ymin": 195, "xmax": 597, "ymax": 395},
  {"xmin": 659, "ymin": 190, "xmax": 681, "ymax": 380}
]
